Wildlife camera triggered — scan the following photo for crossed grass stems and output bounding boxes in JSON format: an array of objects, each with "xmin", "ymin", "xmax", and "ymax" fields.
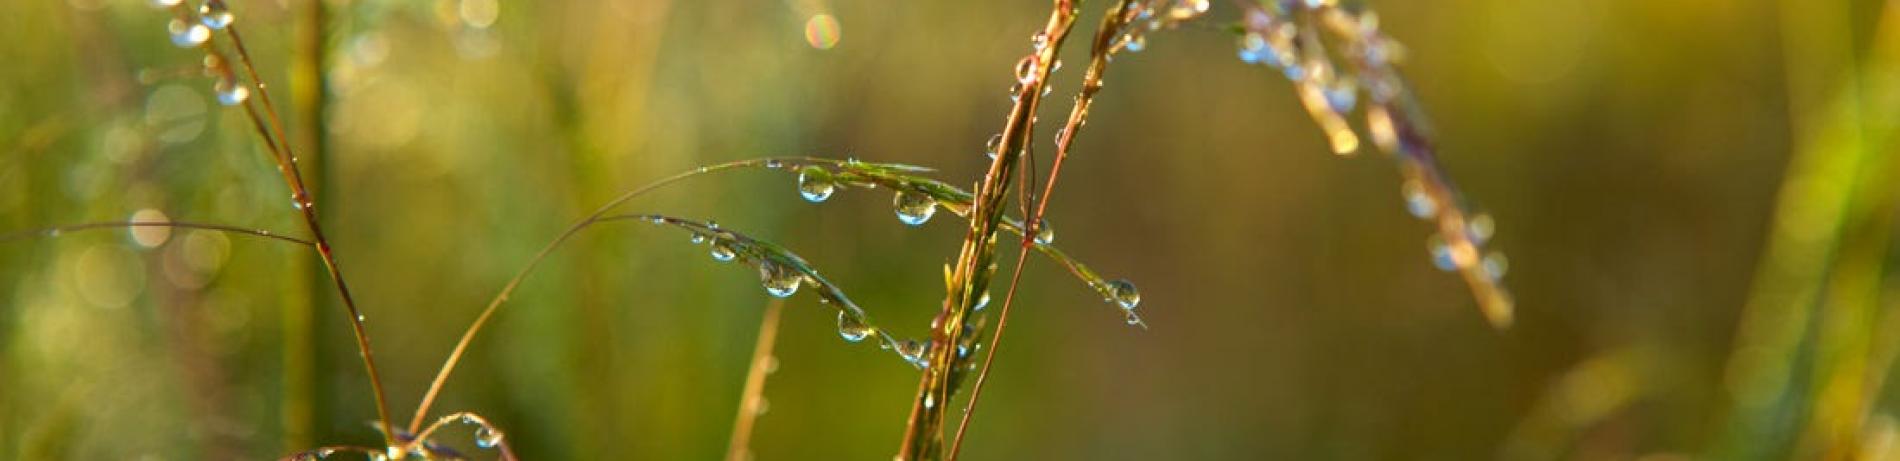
[{"xmin": 5, "ymin": 0, "xmax": 1512, "ymax": 459}]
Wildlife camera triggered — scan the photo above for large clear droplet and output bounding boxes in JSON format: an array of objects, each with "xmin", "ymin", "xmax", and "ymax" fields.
[
  {"xmin": 896, "ymin": 339, "xmax": 929, "ymax": 368},
  {"xmin": 169, "ymin": 19, "xmax": 211, "ymax": 48},
  {"xmin": 797, "ymin": 166, "xmax": 836, "ymax": 203},
  {"xmin": 198, "ymin": 1, "xmax": 234, "ymax": 29},
  {"xmin": 474, "ymin": 426, "xmax": 502, "ymax": 449},
  {"xmin": 709, "ymin": 239, "xmax": 737, "ymax": 262},
  {"xmin": 837, "ymin": 311, "xmax": 872, "ymax": 342},
  {"xmin": 893, "ymin": 191, "xmax": 937, "ymax": 226},
  {"xmin": 759, "ymin": 262, "xmax": 801, "ymax": 298},
  {"xmin": 1033, "ymin": 218, "xmax": 1055, "ymax": 245},
  {"xmin": 214, "ymin": 79, "xmax": 249, "ymax": 106},
  {"xmin": 985, "ymin": 133, "xmax": 1003, "ymax": 159},
  {"xmin": 1107, "ymin": 279, "xmax": 1140, "ymax": 310}
]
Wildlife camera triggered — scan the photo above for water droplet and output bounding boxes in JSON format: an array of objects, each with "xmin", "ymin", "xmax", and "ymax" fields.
[
  {"xmin": 474, "ymin": 426, "xmax": 502, "ymax": 449},
  {"xmin": 896, "ymin": 339, "xmax": 929, "ymax": 367},
  {"xmin": 893, "ymin": 191, "xmax": 937, "ymax": 226},
  {"xmin": 1481, "ymin": 251, "xmax": 1509, "ymax": 280},
  {"xmin": 797, "ymin": 166, "xmax": 836, "ymax": 202},
  {"xmin": 1427, "ymin": 235, "xmax": 1457, "ymax": 271},
  {"xmin": 923, "ymin": 393, "xmax": 936, "ymax": 409},
  {"xmin": 759, "ymin": 261, "xmax": 801, "ymax": 298},
  {"xmin": 169, "ymin": 19, "xmax": 211, "ymax": 48},
  {"xmin": 837, "ymin": 312, "xmax": 872, "ymax": 342},
  {"xmin": 1107, "ymin": 279, "xmax": 1140, "ymax": 310},
  {"xmin": 1122, "ymin": 34, "xmax": 1146, "ymax": 52},
  {"xmin": 1033, "ymin": 218, "xmax": 1055, "ymax": 245},
  {"xmin": 710, "ymin": 239, "xmax": 737, "ymax": 262},
  {"xmin": 1401, "ymin": 180, "xmax": 1436, "ymax": 218},
  {"xmin": 1125, "ymin": 313, "xmax": 1143, "ymax": 325},
  {"xmin": 1238, "ymin": 33, "xmax": 1268, "ymax": 64},
  {"xmin": 214, "ymin": 79, "xmax": 249, "ymax": 106},
  {"xmin": 803, "ymin": 13, "xmax": 841, "ymax": 50},
  {"xmin": 985, "ymin": 133, "xmax": 1003, "ymax": 159},
  {"xmin": 290, "ymin": 194, "xmax": 304, "ymax": 210},
  {"xmin": 764, "ymin": 159, "xmax": 783, "ymax": 169},
  {"xmin": 1014, "ymin": 56, "xmax": 1040, "ymax": 84},
  {"xmin": 1467, "ymin": 213, "xmax": 1496, "ymax": 245},
  {"xmin": 972, "ymin": 291, "xmax": 991, "ymax": 312},
  {"xmin": 198, "ymin": 1, "xmax": 233, "ymax": 29},
  {"xmin": 1325, "ymin": 80, "xmax": 1357, "ymax": 114},
  {"xmin": 690, "ymin": 233, "xmax": 707, "ymax": 245},
  {"xmin": 149, "ymin": 0, "xmax": 183, "ymax": 6},
  {"xmin": 1030, "ymin": 32, "xmax": 1049, "ymax": 51}
]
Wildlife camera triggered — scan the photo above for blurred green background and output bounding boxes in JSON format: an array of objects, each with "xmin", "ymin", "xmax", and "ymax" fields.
[{"xmin": 3, "ymin": 0, "xmax": 1899, "ymax": 459}]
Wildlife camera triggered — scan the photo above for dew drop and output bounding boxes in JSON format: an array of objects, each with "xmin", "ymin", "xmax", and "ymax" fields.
[
  {"xmin": 923, "ymin": 393, "xmax": 936, "ymax": 409},
  {"xmin": 1467, "ymin": 213, "xmax": 1496, "ymax": 245},
  {"xmin": 1238, "ymin": 33, "xmax": 1268, "ymax": 64},
  {"xmin": 1122, "ymin": 34, "xmax": 1146, "ymax": 52},
  {"xmin": 198, "ymin": 1, "xmax": 234, "ymax": 29},
  {"xmin": 1107, "ymin": 279, "xmax": 1140, "ymax": 310},
  {"xmin": 1401, "ymin": 180, "xmax": 1436, "ymax": 218},
  {"xmin": 709, "ymin": 239, "xmax": 737, "ymax": 262},
  {"xmin": 474, "ymin": 426, "xmax": 502, "ymax": 449},
  {"xmin": 972, "ymin": 291, "xmax": 991, "ymax": 312},
  {"xmin": 1030, "ymin": 32, "xmax": 1049, "ymax": 51},
  {"xmin": 985, "ymin": 133, "xmax": 1003, "ymax": 159},
  {"xmin": 690, "ymin": 233, "xmax": 707, "ymax": 245},
  {"xmin": 1325, "ymin": 81, "xmax": 1357, "ymax": 114},
  {"xmin": 1125, "ymin": 313, "xmax": 1143, "ymax": 326},
  {"xmin": 214, "ymin": 79, "xmax": 249, "ymax": 106},
  {"xmin": 1033, "ymin": 218, "xmax": 1055, "ymax": 245},
  {"xmin": 1014, "ymin": 56, "xmax": 1041, "ymax": 84},
  {"xmin": 1481, "ymin": 251, "xmax": 1509, "ymax": 280},
  {"xmin": 764, "ymin": 159, "xmax": 783, "ymax": 169},
  {"xmin": 893, "ymin": 191, "xmax": 937, "ymax": 226},
  {"xmin": 759, "ymin": 262, "xmax": 801, "ymax": 298},
  {"xmin": 797, "ymin": 166, "xmax": 836, "ymax": 203},
  {"xmin": 1427, "ymin": 235, "xmax": 1457, "ymax": 271},
  {"xmin": 169, "ymin": 19, "xmax": 211, "ymax": 48},
  {"xmin": 150, "ymin": 0, "xmax": 183, "ymax": 6},
  {"xmin": 837, "ymin": 311, "xmax": 872, "ymax": 342},
  {"xmin": 896, "ymin": 339, "xmax": 929, "ymax": 367}
]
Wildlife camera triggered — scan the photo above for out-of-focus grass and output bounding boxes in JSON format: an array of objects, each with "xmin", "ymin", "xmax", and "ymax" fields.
[{"xmin": 2, "ymin": 0, "xmax": 1899, "ymax": 459}]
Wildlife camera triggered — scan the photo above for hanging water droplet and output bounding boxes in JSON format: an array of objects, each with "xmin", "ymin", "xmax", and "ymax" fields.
[
  {"xmin": 764, "ymin": 159, "xmax": 783, "ymax": 169},
  {"xmin": 474, "ymin": 426, "xmax": 502, "ymax": 449},
  {"xmin": 1030, "ymin": 32, "xmax": 1049, "ymax": 51},
  {"xmin": 214, "ymin": 79, "xmax": 249, "ymax": 106},
  {"xmin": 896, "ymin": 339, "xmax": 928, "ymax": 367},
  {"xmin": 759, "ymin": 261, "xmax": 801, "ymax": 298},
  {"xmin": 1325, "ymin": 80, "xmax": 1357, "ymax": 115},
  {"xmin": 1014, "ymin": 56, "xmax": 1040, "ymax": 84},
  {"xmin": 169, "ymin": 19, "xmax": 211, "ymax": 48},
  {"xmin": 893, "ymin": 191, "xmax": 937, "ymax": 226},
  {"xmin": 1033, "ymin": 218, "xmax": 1055, "ymax": 245},
  {"xmin": 972, "ymin": 291, "xmax": 991, "ymax": 312},
  {"xmin": 1238, "ymin": 32, "xmax": 1268, "ymax": 64},
  {"xmin": 1467, "ymin": 213, "xmax": 1496, "ymax": 245},
  {"xmin": 837, "ymin": 311, "xmax": 872, "ymax": 342},
  {"xmin": 1480, "ymin": 251, "xmax": 1509, "ymax": 280},
  {"xmin": 289, "ymin": 194, "xmax": 304, "ymax": 210},
  {"xmin": 1427, "ymin": 235, "xmax": 1457, "ymax": 271},
  {"xmin": 198, "ymin": 1, "xmax": 234, "ymax": 29},
  {"xmin": 923, "ymin": 393, "xmax": 936, "ymax": 409},
  {"xmin": 797, "ymin": 166, "xmax": 836, "ymax": 203},
  {"xmin": 690, "ymin": 232, "xmax": 707, "ymax": 245},
  {"xmin": 1107, "ymin": 279, "xmax": 1140, "ymax": 310},
  {"xmin": 1401, "ymin": 179, "xmax": 1436, "ymax": 218},
  {"xmin": 710, "ymin": 239, "xmax": 737, "ymax": 262},
  {"xmin": 1125, "ymin": 312, "xmax": 1143, "ymax": 325}
]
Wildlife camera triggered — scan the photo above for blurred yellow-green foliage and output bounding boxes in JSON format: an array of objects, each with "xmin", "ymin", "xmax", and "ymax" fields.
[{"xmin": 3, "ymin": 0, "xmax": 1899, "ymax": 459}]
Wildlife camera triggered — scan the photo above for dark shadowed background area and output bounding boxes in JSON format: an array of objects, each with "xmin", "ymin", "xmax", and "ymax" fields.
[{"xmin": 4, "ymin": 0, "xmax": 1899, "ymax": 459}]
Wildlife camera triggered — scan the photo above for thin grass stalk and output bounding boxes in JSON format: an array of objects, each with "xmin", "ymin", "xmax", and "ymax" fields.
[
  {"xmin": 897, "ymin": 1, "xmax": 1079, "ymax": 458},
  {"xmin": 725, "ymin": 299, "xmax": 785, "ymax": 461},
  {"xmin": 204, "ymin": 12, "xmax": 399, "ymax": 444},
  {"xmin": 946, "ymin": 1, "xmax": 1151, "ymax": 458},
  {"xmin": 0, "ymin": 220, "xmax": 312, "ymax": 246},
  {"xmin": 408, "ymin": 158, "xmax": 792, "ymax": 433}
]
